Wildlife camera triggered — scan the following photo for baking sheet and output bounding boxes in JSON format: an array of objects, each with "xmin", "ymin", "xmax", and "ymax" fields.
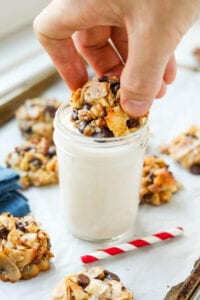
[{"xmin": 0, "ymin": 23, "xmax": 200, "ymax": 300}]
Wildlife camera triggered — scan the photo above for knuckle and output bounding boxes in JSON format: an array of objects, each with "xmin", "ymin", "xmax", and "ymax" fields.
[{"xmin": 121, "ymin": 78, "xmax": 157, "ymax": 101}]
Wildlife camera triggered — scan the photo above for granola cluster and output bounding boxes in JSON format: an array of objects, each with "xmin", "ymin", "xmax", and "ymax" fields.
[
  {"xmin": 5, "ymin": 138, "xmax": 58, "ymax": 188},
  {"xmin": 15, "ymin": 97, "xmax": 61, "ymax": 142},
  {"xmin": 0, "ymin": 213, "xmax": 53, "ymax": 282},
  {"xmin": 160, "ymin": 126, "xmax": 200, "ymax": 175},
  {"xmin": 140, "ymin": 156, "xmax": 180, "ymax": 206},
  {"xmin": 70, "ymin": 76, "xmax": 147, "ymax": 137},
  {"xmin": 52, "ymin": 266, "xmax": 133, "ymax": 300}
]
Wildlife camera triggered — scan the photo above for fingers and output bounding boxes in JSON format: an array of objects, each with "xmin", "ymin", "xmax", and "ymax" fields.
[
  {"xmin": 120, "ymin": 24, "xmax": 173, "ymax": 117},
  {"xmin": 33, "ymin": 0, "xmax": 88, "ymax": 90},
  {"xmin": 163, "ymin": 54, "xmax": 177, "ymax": 84},
  {"xmin": 73, "ymin": 26, "xmax": 124, "ymax": 77},
  {"xmin": 156, "ymin": 81, "xmax": 167, "ymax": 99},
  {"xmin": 110, "ymin": 27, "xmax": 128, "ymax": 63}
]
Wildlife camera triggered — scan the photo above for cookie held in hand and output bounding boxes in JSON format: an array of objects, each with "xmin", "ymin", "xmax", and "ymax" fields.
[
  {"xmin": 70, "ymin": 76, "xmax": 147, "ymax": 138},
  {"xmin": 0, "ymin": 213, "xmax": 53, "ymax": 282},
  {"xmin": 52, "ymin": 266, "xmax": 133, "ymax": 300}
]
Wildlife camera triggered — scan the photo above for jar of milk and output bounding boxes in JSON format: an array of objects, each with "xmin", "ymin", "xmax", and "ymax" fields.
[{"xmin": 54, "ymin": 103, "xmax": 149, "ymax": 242}]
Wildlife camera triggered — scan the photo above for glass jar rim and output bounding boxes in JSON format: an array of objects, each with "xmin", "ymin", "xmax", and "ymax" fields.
[{"xmin": 54, "ymin": 103, "xmax": 149, "ymax": 148}]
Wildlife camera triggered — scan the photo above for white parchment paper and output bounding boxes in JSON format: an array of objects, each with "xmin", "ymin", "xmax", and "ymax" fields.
[{"xmin": 0, "ymin": 22, "xmax": 200, "ymax": 300}]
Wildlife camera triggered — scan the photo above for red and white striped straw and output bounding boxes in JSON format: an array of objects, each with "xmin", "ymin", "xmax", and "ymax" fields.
[{"xmin": 81, "ymin": 226, "xmax": 184, "ymax": 264}]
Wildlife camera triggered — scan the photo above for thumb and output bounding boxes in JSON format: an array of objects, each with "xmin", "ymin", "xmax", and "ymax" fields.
[{"xmin": 120, "ymin": 25, "xmax": 171, "ymax": 117}]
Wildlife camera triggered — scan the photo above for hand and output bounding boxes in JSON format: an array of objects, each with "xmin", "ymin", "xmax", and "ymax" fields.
[{"xmin": 34, "ymin": 0, "xmax": 200, "ymax": 117}]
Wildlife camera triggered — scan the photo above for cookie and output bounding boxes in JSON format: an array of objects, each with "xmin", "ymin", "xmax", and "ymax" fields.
[
  {"xmin": 140, "ymin": 156, "xmax": 180, "ymax": 206},
  {"xmin": 70, "ymin": 76, "xmax": 147, "ymax": 137},
  {"xmin": 0, "ymin": 213, "xmax": 53, "ymax": 282},
  {"xmin": 15, "ymin": 97, "xmax": 61, "ymax": 142},
  {"xmin": 5, "ymin": 138, "xmax": 58, "ymax": 188},
  {"xmin": 52, "ymin": 266, "xmax": 133, "ymax": 300},
  {"xmin": 160, "ymin": 126, "xmax": 200, "ymax": 174}
]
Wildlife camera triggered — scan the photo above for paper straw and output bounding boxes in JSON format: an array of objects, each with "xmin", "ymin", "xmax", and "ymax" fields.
[{"xmin": 81, "ymin": 227, "xmax": 184, "ymax": 264}]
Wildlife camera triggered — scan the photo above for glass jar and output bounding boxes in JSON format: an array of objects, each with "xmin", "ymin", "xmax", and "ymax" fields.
[{"xmin": 54, "ymin": 103, "xmax": 149, "ymax": 242}]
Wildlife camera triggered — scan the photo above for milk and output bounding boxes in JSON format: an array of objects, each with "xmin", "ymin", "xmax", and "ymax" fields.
[{"xmin": 54, "ymin": 104, "xmax": 149, "ymax": 241}]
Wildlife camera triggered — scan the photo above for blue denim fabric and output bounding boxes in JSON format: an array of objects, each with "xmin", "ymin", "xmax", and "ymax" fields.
[
  {"xmin": 0, "ymin": 166, "xmax": 21, "ymax": 193},
  {"xmin": 0, "ymin": 166, "xmax": 30, "ymax": 216}
]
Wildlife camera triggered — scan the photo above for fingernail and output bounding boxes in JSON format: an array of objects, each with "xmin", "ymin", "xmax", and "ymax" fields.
[{"xmin": 123, "ymin": 100, "xmax": 151, "ymax": 117}]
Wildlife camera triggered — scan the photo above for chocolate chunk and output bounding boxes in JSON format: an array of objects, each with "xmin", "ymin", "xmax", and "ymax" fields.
[
  {"xmin": 92, "ymin": 127, "xmax": 114, "ymax": 138},
  {"xmin": 47, "ymin": 238, "xmax": 52, "ymax": 251},
  {"xmin": 29, "ymin": 158, "xmax": 42, "ymax": 168},
  {"xmin": 16, "ymin": 146, "xmax": 32, "ymax": 153},
  {"xmin": 126, "ymin": 118, "xmax": 140, "ymax": 128},
  {"xmin": 16, "ymin": 221, "xmax": 27, "ymax": 232},
  {"xmin": 47, "ymin": 145, "xmax": 56, "ymax": 157},
  {"xmin": 0, "ymin": 226, "xmax": 9, "ymax": 239},
  {"xmin": 186, "ymin": 133, "xmax": 198, "ymax": 139},
  {"xmin": 142, "ymin": 192, "xmax": 154, "ymax": 201},
  {"xmin": 98, "ymin": 76, "xmax": 109, "ymax": 82},
  {"xmin": 77, "ymin": 274, "xmax": 90, "ymax": 288},
  {"xmin": 110, "ymin": 81, "xmax": 120, "ymax": 96},
  {"xmin": 45, "ymin": 105, "xmax": 57, "ymax": 117},
  {"xmin": 104, "ymin": 270, "xmax": 120, "ymax": 282},
  {"xmin": 82, "ymin": 103, "xmax": 92, "ymax": 110},
  {"xmin": 23, "ymin": 127, "xmax": 33, "ymax": 134},
  {"xmin": 147, "ymin": 171, "xmax": 155, "ymax": 183},
  {"xmin": 78, "ymin": 121, "xmax": 89, "ymax": 134},
  {"xmin": 71, "ymin": 108, "xmax": 79, "ymax": 121},
  {"xmin": 190, "ymin": 164, "xmax": 200, "ymax": 175}
]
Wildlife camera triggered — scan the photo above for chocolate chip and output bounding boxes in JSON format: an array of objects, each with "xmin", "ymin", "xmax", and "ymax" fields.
[
  {"xmin": 141, "ymin": 192, "xmax": 154, "ymax": 202},
  {"xmin": 0, "ymin": 226, "xmax": 9, "ymax": 239},
  {"xmin": 16, "ymin": 146, "xmax": 32, "ymax": 153},
  {"xmin": 92, "ymin": 127, "xmax": 114, "ymax": 138},
  {"xmin": 23, "ymin": 127, "xmax": 33, "ymax": 134},
  {"xmin": 77, "ymin": 274, "xmax": 90, "ymax": 288},
  {"xmin": 190, "ymin": 164, "xmax": 200, "ymax": 175},
  {"xmin": 71, "ymin": 108, "xmax": 79, "ymax": 121},
  {"xmin": 110, "ymin": 81, "xmax": 120, "ymax": 96},
  {"xmin": 29, "ymin": 158, "xmax": 42, "ymax": 168},
  {"xmin": 82, "ymin": 103, "xmax": 92, "ymax": 110},
  {"xmin": 16, "ymin": 221, "xmax": 27, "ymax": 232},
  {"xmin": 78, "ymin": 121, "xmax": 89, "ymax": 134},
  {"xmin": 47, "ymin": 145, "xmax": 56, "ymax": 157},
  {"xmin": 147, "ymin": 171, "xmax": 154, "ymax": 183},
  {"xmin": 186, "ymin": 133, "xmax": 198, "ymax": 139},
  {"xmin": 98, "ymin": 76, "xmax": 109, "ymax": 82},
  {"xmin": 47, "ymin": 238, "xmax": 51, "ymax": 250},
  {"xmin": 45, "ymin": 105, "xmax": 57, "ymax": 117},
  {"xmin": 127, "ymin": 118, "xmax": 140, "ymax": 128},
  {"xmin": 104, "ymin": 270, "xmax": 120, "ymax": 282}
]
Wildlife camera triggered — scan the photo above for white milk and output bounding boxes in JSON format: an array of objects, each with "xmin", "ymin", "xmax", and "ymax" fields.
[{"xmin": 54, "ymin": 104, "xmax": 149, "ymax": 241}]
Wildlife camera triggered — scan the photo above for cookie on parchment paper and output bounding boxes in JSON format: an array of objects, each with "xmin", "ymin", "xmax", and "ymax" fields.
[
  {"xmin": 0, "ymin": 213, "xmax": 53, "ymax": 282},
  {"xmin": 159, "ymin": 126, "xmax": 200, "ymax": 175},
  {"xmin": 140, "ymin": 156, "xmax": 180, "ymax": 206},
  {"xmin": 52, "ymin": 266, "xmax": 133, "ymax": 300},
  {"xmin": 5, "ymin": 138, "xmax": 58, "ymax": 188},
  {"xmin": 16, "ymin": 97, "xmax": 61, "ymax": 142}
]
